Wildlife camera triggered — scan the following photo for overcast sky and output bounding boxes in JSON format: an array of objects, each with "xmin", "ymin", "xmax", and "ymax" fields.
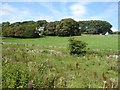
[{"xmin": 0, "ymin": 1, "xmax": 119, "ymax": 31}]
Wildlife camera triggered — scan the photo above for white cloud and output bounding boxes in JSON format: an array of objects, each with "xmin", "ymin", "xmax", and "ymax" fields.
[
  {"xmin": 38, "ymin": 2, "xmax": 72, "ymax": 21},
  {"xmin": 0, "ymin": 3, "xmax": 15, "ymax": 16},
  {"xmin": 69, "ymin": 3, "xmax": 88, "ymax": 17},
  {"xmin": 0, "ymin": 3, "xmax": 31, "ymax": 23},
  {"xmin": 0, "ymin": 3, "xmax": 30, "ymax": 17},
  {"xmin": 0, "ymin": 3, "xmax": 54, "ymax": 23},
  {"xmin": 111, "ymin": 27, "xmax": 118, "ymax": 32},
  {"xmin": 70, "ymin": 5, "xmax": 86, "ymax": 16},
  {"xmin": 39, "ymin": 3, "xmax": 61, "ymax": 16},
  {"xmin": 63, "ymin": 2, "xmax": 91, "ymax": 21},
  {"xmin": 29, "ymin": 14, "xmax": 54, "ymax": 22},
  {"xmin": 68, "ymin": 2, "xmax": 118, "ymax": 21}
]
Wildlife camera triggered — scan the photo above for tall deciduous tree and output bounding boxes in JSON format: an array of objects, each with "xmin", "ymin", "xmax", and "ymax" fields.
[{"xmin": 58, "ymin": 18, "xmax": 80, "ymax": 36}]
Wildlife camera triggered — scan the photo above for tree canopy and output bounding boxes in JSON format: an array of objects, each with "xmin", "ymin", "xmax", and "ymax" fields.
[
  {"xmin": 78, "ymin": 20, "xmax": 113, "ymax": 34},
  {"xmin": 2, "ymin": 18, "xmax": 113, "ymax": 38}
]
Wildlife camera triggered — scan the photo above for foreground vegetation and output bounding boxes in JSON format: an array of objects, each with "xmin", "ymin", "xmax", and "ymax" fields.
[{"xmin": 2, "ymin": 35, "xmax": 119, "ymax": 88}]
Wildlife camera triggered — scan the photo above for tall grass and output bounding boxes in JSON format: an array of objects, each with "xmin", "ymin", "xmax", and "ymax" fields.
[{"xmin": 2, "ymin": 44, "xmax": 118, "ymax": 88}]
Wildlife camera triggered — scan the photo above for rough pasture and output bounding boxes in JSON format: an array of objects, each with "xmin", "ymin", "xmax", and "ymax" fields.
[{"xmin": 2, "ymin": 41, "xmax": 118, "ymax": 88}]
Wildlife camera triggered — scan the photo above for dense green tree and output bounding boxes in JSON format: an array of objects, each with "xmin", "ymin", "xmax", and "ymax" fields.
[
  {"xmin": 58, "ymin": 18, "xmax": 80, "ymax": 36},
  {"xmin": 2, "ymin": 18, "xmax": 113, "ymax": 38},
  {"xmin": 36, "ymin": 20, "xmax": 48, "ymax": 27},
  {"xmin": 2, "ymin": 21, "xmax": 39, "ymax": 38},
  {"xmin": 2, "ymin": 22, "xmax": 10, "ymax": 29},
  {"xmin": 44, "ymin": 22, "xmax": 57, "ymax": 36},
  {"xmin": 78, "ymin": 20, "xmax": 112, "ymax": 34},
  {"xmin": 20, "ymin": 21, "xmax": 39, "ymax": 37},
  {"xmin": 2, "ymin": 22, "xmax": 10, "ymax": 37}
]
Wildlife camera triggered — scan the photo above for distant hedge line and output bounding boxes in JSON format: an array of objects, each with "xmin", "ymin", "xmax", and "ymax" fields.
[{"xmin": 2, "ymin": 18, "xmax": 113, "ymax": 38}]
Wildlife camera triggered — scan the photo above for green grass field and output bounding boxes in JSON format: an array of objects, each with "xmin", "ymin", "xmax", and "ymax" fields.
[
  {"xmin": 2, "ymin": 35, "xmax": 119, "ymax": 88},
  {"xmin": 2, "ymin": 35, "xmax": 119, "ymax": 50}
]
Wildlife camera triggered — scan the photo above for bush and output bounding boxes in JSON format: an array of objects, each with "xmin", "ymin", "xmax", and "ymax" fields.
[{"xmin": 68, "ymin": 38, "xmax": 87, "ymax": 55}]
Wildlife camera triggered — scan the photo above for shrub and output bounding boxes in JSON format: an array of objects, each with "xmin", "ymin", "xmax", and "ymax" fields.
[{"xmin": 68, "ymin": 38, "xmax": 87, "ymax": 55}]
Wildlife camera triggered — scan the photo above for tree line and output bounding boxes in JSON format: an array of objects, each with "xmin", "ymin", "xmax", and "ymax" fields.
[{"xmin": 2, "ymin": 18, "xmax": 113, "ymax": 38}]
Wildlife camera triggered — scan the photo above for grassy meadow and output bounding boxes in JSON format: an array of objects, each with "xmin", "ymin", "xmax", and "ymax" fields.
[
  {"xmin": 2, "ymin": 35, "xmax": 119, "ymax": 88},
  {"xmin": 2, "ymin": 35, "xmax": 118, "ymax": 50}
]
